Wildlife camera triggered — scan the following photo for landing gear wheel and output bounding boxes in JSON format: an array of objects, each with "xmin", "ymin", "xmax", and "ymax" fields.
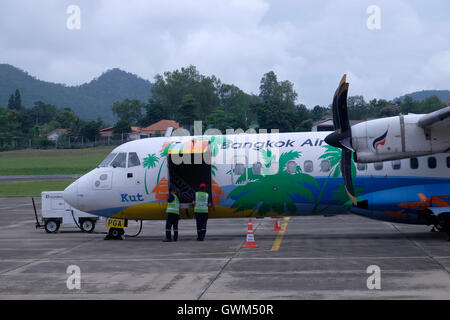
[
  {"xmin": 80, "ymin": 219, "xmax": 96, "ymax": 233},
  {"xmin": 105, "ymin": 228, "xmax": 124, "ymax": 240},
  {"xmin": 45, "ymin": 220, "xmax": 60, "ymax": 234}
]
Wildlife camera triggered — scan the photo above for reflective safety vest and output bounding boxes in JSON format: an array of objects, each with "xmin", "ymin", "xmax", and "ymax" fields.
[
  {"xmin": 166, "ymin": 194, "xmax": 180, "ymax": 215},
  {"xmin": 194, "ymin": 192, "xmax": 209, "ymax": 213}
]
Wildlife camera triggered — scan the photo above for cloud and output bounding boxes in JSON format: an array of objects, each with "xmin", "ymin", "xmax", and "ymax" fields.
[{"xmin": 0, "ymin": 0, "xmax": 449, "ymax": 107}]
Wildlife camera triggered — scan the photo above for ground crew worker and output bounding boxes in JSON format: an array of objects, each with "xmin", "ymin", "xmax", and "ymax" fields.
[
  {"xmin": 163, "ymin": 188, "xmax": 180, "ymax": 242},
  {"xmin": 192, "ymin": 183, "xmax": 211, "ymax": 241}
]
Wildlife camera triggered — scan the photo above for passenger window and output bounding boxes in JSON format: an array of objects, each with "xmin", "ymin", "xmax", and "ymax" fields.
[
  {"xmin": 286, "ymin": 161, "xmax": 298, "ymax": 174},
  {"xmin": 374, "ymin": 162, "xmax": 383, "ymax": 171},
  {"xmin": 99, "ymin": 153, "xmax": 117, "ymax": 167},
  {"xmin": 304, "ymin": 160, "xmax": 314, "ymax": 173},
  {"xmin": 410, "ymin": 158, "xmax": 419, "ymax": 170},
  {"xmin": 428, "ymin": 157, "xmax": 437, "ymax": 169},
  {"xmin": 357, "ymin": 163, "xmax": 367, "ymax": 171},
  {"xmin": 252, "ymin": 162, "xmax": 262, "ymax": 175},
  {"xmin": 320, "ymin": 160, "xmax": 330, "ymax": 172},
  {"xmin": 110, "ymin": 153, "xmax": 127, "ymax": 168},
  {"xmin": 447, "ymin": 156, "xmax": 450, "ymax": 168},
  {"xmin": 392, "ymin": 160, "xmax": 401, "ymax": 170},
  {"xmin": 128, "ymin": 152, "xmax": 141, "ymax": 168},
  {"xmin": 234, "ymin": 163, "xmax": 245, "ymax": 176}
]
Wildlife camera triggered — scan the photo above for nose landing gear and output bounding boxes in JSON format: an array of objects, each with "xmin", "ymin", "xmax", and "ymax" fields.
[{"xmin": 104, "ymin": 228, "xmax": 125, "ymax": 240}]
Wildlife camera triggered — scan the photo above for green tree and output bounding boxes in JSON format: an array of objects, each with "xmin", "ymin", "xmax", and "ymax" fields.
[
  {"xmin": 347, "ymin": 96, "xmax": 368, "ymax": 120},
  {"xmin": 400, "ymin": 96, "xmax": 420, "ymax": 114},
  {"xmin": 7, "ymin": 94, "xmax": 15, "ymax": 110},
  {"xmin": 176, "ymin": 94, "xmax": 200, "ymax": 130},
  {"xmin": 7, "ymin": 89, "xmax": 23, "ymax": 110},
  {"xmin": 113, "ymin": 119, "xmax": 132, "ymax": 134},
  {"xmin": 31, "ymin": 101, "xmax": 58, "ymax": 125},
  {"xmin": 80, "ymin": 121, "xmax": 101, "ymax": 141},
  {"xmin": 112, "ymin": 99, "xmax": 143, "ymax": 125},
  {"xmin": 206, "ymin": 107, "xmax": 235, "ymax": 132},
  {"xmin": 14, "ymin": 89, "xmax": 22, "ymax": 109},
  {"xmin": 140, "ymin": 99, "xmax": 166, "ymax": 127},
  {"xmin": 152, "ymin": 65, "xmax": 220, "ymax": 120},
  {"xmin": 310, "ymin": 105, "xmax": 329, "ymax": 121},
  {"xmin": 259, "ymin": 71, "xmax": 298, "ymax": 109},
  {"xmin": 420, "ymin": 96, "xmax": 445, "ymax": 113},
  {"xmin": 54, "ymin": 108, "xmax": 79, "ymax": 129}
]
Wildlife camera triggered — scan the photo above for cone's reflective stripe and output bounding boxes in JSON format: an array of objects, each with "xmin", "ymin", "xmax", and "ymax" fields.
[
  {"xmin": 195, "ymin": 192, "xmax": 209, "ymax": 213},
  {"xmin": 243, "ymin": 219, "xmax": 258, "ymax": 248},
  {"xmin": 166, "ymin": 194, "xmax": 180, "ymax": 215}
]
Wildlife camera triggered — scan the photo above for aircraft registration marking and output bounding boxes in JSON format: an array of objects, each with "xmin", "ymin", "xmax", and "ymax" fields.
[{"xmin": 106, "ymin": 218, "xmax": 126, "ymax": 229}]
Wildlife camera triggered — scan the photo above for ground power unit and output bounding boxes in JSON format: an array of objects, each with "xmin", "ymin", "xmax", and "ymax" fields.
[{"xmin": 36, "ymin": 191, "xmax": 99, "ymax": 233}]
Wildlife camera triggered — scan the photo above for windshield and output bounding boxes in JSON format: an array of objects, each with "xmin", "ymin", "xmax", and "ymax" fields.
[
  {"xmin": 128, "ymin": 152, "xmax": 141, "ymax": 168},
  {"xmin": 110, "ymin": 153, "xmax": 127, "ymax": 168},
  {"xmin": 99, "ymin": 153, "xmax": 117, "ymax": 167}
]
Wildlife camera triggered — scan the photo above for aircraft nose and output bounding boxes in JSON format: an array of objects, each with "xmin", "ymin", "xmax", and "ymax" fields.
[{"xmin": 64, "ymin": 180, "xmax": 79, "ymax": 208}]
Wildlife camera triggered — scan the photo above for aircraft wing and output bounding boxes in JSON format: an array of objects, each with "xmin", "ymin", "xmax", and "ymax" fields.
[{"xmin": 417, "ymin": 106, "xmax": 450, "ymax": 130}]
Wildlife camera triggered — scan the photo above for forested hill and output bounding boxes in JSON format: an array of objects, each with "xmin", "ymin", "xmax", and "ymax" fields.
[
  {"xmin": 0, "ymin": 64, "xmax": 152, "ymax": 122},
  {"xmin": 397, "ymin": 90, "xmax": 450, "ymax": 103}
]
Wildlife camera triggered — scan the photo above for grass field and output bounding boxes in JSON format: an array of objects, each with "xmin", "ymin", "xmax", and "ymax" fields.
[
  {"xmin": 0, "ymin": 147, "xmax": 114, "ymax": 176},
  {"xmin": 0, "ymin": 180, "xmax": 74, "ymax": 197}
]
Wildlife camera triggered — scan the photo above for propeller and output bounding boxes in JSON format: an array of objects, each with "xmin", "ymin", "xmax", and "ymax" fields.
[{"xmin": 324, "ymin": 75, "xmax": 357, "ymax": 205}]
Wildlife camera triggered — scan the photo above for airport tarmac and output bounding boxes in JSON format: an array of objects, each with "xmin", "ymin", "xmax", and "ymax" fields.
[{"xmin": 1, "ymin": 197, "xmax": 450, "ymax": 300}]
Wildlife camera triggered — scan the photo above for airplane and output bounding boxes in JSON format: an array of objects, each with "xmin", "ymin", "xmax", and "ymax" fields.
[{"xmin": 63, "ymin": 75, "xmax": 450, "ymax": 240}]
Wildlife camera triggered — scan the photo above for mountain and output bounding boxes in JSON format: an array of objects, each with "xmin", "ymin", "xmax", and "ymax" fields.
[
  {"xmin": 396, "ymin": 90, "xmax": 450, "ymax": 103},
  {"xmin": 0, "ymin": 64, "xmax": 152, "ymax": 123}
]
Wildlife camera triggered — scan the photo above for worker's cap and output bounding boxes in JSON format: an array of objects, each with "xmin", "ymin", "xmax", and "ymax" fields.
[{"xmin": 199, "ymin": 183, "xmax": 206, "ymax": 189}]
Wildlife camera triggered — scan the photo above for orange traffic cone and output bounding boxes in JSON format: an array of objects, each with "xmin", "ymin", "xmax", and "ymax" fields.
[
  {"xmin": 242, "ymin": 218, "xmax": 259, "ymax": 248},
  {"xmin": 272, "ymin": 218, "xmax": 282, "ymax": 231}
]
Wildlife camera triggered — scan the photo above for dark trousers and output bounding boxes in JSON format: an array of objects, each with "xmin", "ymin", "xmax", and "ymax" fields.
[
  {"xmin": 195, "ymin": 212, "xmax": 208, "ymax": 240},
  {"xmin": 165, "ymin": 213, "xmax": 179, "ymax": 241}
]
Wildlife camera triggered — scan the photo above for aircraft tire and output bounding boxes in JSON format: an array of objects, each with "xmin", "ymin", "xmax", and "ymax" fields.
[{"xmin": 107, "ymin": 228, "xmax": 124, "ymax": 240}]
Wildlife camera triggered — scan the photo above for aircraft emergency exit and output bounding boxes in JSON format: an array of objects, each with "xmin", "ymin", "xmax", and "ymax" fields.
[{"xmin": 63, "ymin": 76, "xmax": 450, "ymax": 239}]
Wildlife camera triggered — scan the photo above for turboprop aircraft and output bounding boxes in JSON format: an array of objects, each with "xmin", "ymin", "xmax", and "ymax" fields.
[{"xmin": 63, "ymin": 76, "xmax": 450, "ymax": 240}]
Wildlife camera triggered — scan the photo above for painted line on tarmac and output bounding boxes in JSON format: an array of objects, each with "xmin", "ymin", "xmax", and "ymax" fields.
[
  {"xmin": 270, "ymin": 217, "xmax": 290, "ymax": 252},
  {"xmin": 2, "ymin": 255, "xmax": 450, "ymax": 264},
  {"xmin": 0, "ymin": 203, "xmax": 32, "ymax": 211},
  {"xmin": 0, "ymin": 221, "xmax": 34, "ymax": 230}
]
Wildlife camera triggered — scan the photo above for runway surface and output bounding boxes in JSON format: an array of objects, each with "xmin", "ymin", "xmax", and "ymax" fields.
[{"xmin": 1, "ymin": 197, "xmax": 450, "ymax": 300}]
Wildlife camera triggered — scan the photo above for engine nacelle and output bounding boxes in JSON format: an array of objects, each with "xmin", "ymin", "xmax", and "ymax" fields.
[{"xmin": 351, "ymin": 114, "xmax": 450, "ymax": 163}]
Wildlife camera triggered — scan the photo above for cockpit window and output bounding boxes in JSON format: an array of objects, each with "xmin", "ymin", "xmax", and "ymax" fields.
[
  {"xmin": 110, "ymin": 152, "xmax": 127, "ymax": 168},
  {"xmin": 128, "ymin": 152, "xmax": 141, "ymax": 168},
  {"xmin": 99, "ymin": 153, "xmax": 117, "ymax": 167}
]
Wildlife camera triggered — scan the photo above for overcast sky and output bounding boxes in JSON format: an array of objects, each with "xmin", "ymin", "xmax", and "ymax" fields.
[{"xmin": 0, "ymin": 0, "xmax": 449, "ymax": 107}]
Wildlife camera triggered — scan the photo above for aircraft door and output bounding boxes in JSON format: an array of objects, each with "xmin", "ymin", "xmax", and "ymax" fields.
[{"xmin": 168, "ymin": 142, "xmax": 212, "ymax": 204}]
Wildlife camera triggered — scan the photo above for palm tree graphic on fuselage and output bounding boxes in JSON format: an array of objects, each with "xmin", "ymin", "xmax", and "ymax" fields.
[
  {"xmin": 314, "ymin": 145, "xmax": 362, "ymax": 211},
  {"xmin": 227, "ymin": 149, "xmax": 319, "ymax": 216}
]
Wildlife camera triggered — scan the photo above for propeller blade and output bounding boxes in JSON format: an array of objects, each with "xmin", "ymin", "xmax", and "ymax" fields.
[
  {"xmin": 337, "ymin": 82, "xmax": 350, "ymax": 132},
  {"xmin": 341, "ymin": 149, "xmax": 356, "ymax": 205},
  {"xmin": 332, "ymin": 74, "xmax": 347, "ymax": 130},
  {"xmin": 326, "ymin": 75, "xmax": 357, "ymax": 205}
]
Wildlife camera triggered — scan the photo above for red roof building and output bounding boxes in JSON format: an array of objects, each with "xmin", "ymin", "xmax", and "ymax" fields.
[{"xmin": 141, "ymin": 120, "xmax": 181, "ymax": 136}]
